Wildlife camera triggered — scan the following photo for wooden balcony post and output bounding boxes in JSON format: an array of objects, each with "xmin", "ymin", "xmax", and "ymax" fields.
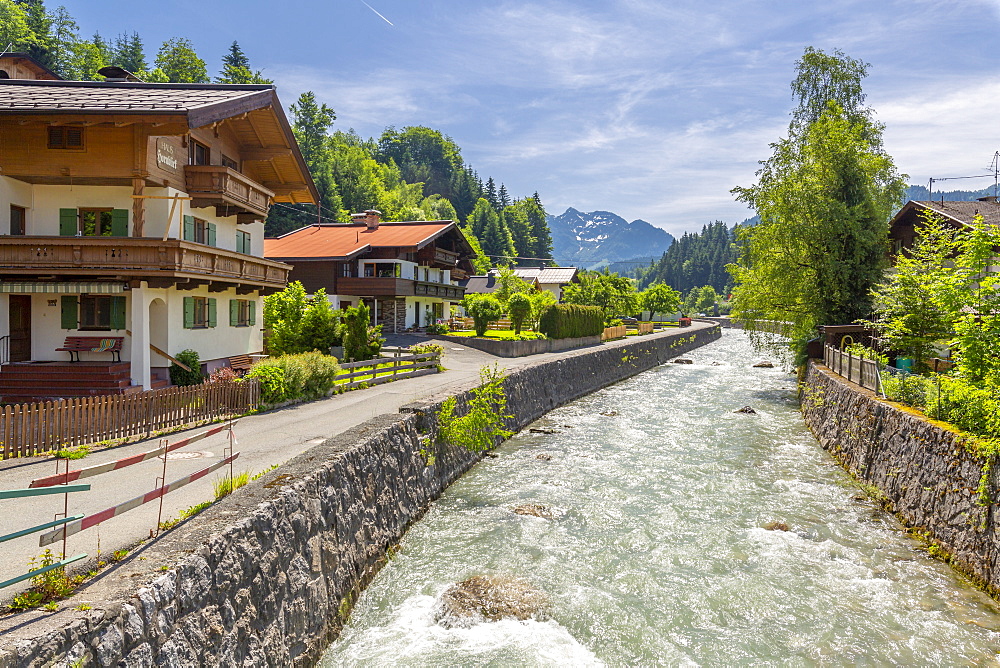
[{"xmin": 132, "ymin": 178, "xmax": 145, "ymax": 237}]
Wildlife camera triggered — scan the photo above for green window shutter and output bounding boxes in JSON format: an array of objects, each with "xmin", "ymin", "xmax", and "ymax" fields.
[
  {"xmin": 59, "ymin": 209, "xmax": 78, "ymax": 236},
  {"xmin": 229, "ymin": 299, "xmax": 239, "ymax": 326},
  {"xmin": 248, "ymin": 300, "xmax": 256, "ymax": 326},
  {"xmin": 110, "ymin": 209, "xmax": 129, "ymax": 237},
  {"xmin": 109, "ymin": 296, "xmax": 126, "ymax": 330},
  {"xmin": 183, "ymin": 296, "xmax": 194, "ymax": 329},
  {"xmin": 60, "ymin": 296, "xmax": 78, "ymax": 329},
  {"xmin": 183, "ymin": 215, "xmax": 195, "ymax": 241},
  {"xmin": 207, "ymin": 223, "xmax": 217, "ymax": 247},
  {"xmin": 207, "ymin": 298, "xmax": 217, "ymax": 328}
]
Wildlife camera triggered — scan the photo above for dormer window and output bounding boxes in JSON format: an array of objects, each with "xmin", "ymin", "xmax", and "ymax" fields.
[{"xmin": 48, "ymin": 126, "xmax": 84, "ymax": 150}]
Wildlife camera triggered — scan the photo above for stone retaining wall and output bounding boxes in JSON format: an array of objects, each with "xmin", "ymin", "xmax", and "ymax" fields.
[
  {"xmin": 0, "ymin": 324, "xmax": 719, "ymax": 667},
  {"xmin": 428, "ymin": 333, "xmax": 602, "ymax": 357},
  {"xmin": 801, "ymin": 360, "xmax": 1000, "ymax": 595}
]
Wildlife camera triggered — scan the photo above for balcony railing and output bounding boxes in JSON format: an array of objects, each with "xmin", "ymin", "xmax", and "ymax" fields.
[
  {"xmin": 433, "ymin": 248, "xmax": 460, "ymax": 266},
  {"xmin": 0, "ymin": 236, "xmax": 290, "ymax": 290},
  {"xmin": 337, "ymin": 276, "xmax": 465, "ymax": 300},
  {"xmin": 185, "ymin": 165, "xmax": 274, "ymax": 219}
]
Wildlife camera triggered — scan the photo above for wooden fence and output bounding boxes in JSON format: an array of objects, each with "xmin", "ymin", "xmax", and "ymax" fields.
[
  {"xmin": 602, "ymin": 325, "xmax": 627, "ymax": 341},
  {"xmin": 823, "ymin": 344, "xmax": 882, "ymax": 393},
  {"xmin": 637, "ymin": 322, "xmax": 654, "ymax": 335},
  {"xmin": 334, "ymin": 350, "xmax": 441, "ymax": 391},
  {"xmin": 1, "ymin": 380, "xmax": 259, "ymax": 459}
]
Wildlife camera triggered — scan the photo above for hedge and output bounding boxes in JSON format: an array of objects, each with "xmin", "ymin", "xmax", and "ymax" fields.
[{"xmin": 537, "ymin": 304, "xmax": 605, "ymax": 339}]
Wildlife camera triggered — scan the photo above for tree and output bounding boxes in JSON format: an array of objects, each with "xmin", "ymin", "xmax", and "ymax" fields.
[
  {"xmin": 563, "ymin": 271, "xmax": 640, "ymax": 324},
  {"xmin": 493, "ymin": 265, "xmax": 535, "ymax": 307},
  {"xmin": 342, "ymin": 302, "xmax": 383, "ymax": 361},
  {"xmin": 463, "ymin": 294, "xmax": 503, "ymax": 337},
  {"xmin": 507, "ymin": 292, "xmax": 531, "ymax": 334},
  {"xmin": 217, "ymin": 40, "xmax": 271, "ymax": 84},
  {"xmin": 0, "ymin": 1, "xmax": 35, "ymax": 55},
  {"xmin": 111, "ymin": 31, "xmax": 146, "ymax": 73},
  {"xmin": 866, "ymin": 215, "xmax": 956, "ymax": 372},
  {"xmin": 497, "ymin": 183, "xmax": 511, "ymax": 209},
  {"xmin": 481, "ymin": 212, "xmax": 516, "ymax": 261},
  {"xmin": 729, "ymin": 47, "xmax": 905, "ymax": 359},
  {"xmin": 290, "ymin": 91, "xmax": 335, "ymax": 168},
  {"xmin": 640, "ymin": 283, "xmax": 682, "ymax": 316},
  {"xmin": 155, "ymin": 37, "xmax": 208, "ymax": 83},
  {"xmin": 263, "ymin": 282, "xmax": 341, "ymax": 356},
  {"xmin": 459, "ymin": 226, "xmax": 491, "ymax": 274},
  {"xmin": 522, "ymin": 195, "xmax": 553, "ymax": 265},
  {"xmin": 377, "ymin": 126, "xmax": 463, "ymax": 199},
  {"xmin": 484, "ymin": 177, "xmax": 499, "ymax": 211},
  {"xmin": 503, "ymin": 202, "xmax": 534, "ymax": 260},
  {"xmin": 528, "ymin": 290, "xmax": 556, "ymax": 328}
]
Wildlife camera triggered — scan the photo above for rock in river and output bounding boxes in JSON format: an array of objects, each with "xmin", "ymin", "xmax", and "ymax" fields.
[
  {"xmin": 734, "ymin": 406, "xmax": 757, "ymax": 414},
  {"xmin": 529, "ymin": 428, "xmax": 560, "ymax": 434},
  {"xmin": 764, "ymin": 521, "xmax": 791, "ymax": 531},
  {"xmin": 434, "ymin": 575, "xmax": 549, "ymax": 627},
  {"xmin": 512, "ymin": 503, "xmax": 553, "ymax": 518},
  {"xmin": 673, "ymin": 358, "xmax": 694, "ymax": 364},
  {"xmin": 753, "ymin": 361, "xmax": 775, "ymax": 368}
]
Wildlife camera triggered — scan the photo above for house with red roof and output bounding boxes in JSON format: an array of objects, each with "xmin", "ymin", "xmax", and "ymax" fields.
[{"xmin": 264, "ymin": 210, "xmax": 477, "ymax": 332}]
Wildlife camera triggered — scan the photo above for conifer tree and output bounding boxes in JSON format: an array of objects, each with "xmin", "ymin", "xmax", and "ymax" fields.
[
  {"xmin": 498, "ymin": 183, "xmax": 511, "ymax": 209},
  {"xmin": 217, "ymin": 40, "xmax": 271, "ymax": 84},
  {"xmin": 468, "ymin": 197, "xmax": 498, "ymax": 240},
  {"xmin": 484, "ymin": 178, "xmax": 499, "ymax": 211},
  {"xmin": 481, "ymin": 211, "xmax": 516, "ymax": 262},
  {"xmin": 111, "ymin": 31, "xmax": 146, "ymax": 73}
]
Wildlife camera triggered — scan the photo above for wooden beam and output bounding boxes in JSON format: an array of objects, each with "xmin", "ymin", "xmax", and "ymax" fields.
[
  {"xmin": 241, "ymin": 147, "xmax": 290, "ymax": 161},
  {"xmin": 132, "ymin": 178, "xmax": 145, "ymax": 237},
  {"xmin": 244, "ymin": 111, "xmax": 267, "ymax": 147}
]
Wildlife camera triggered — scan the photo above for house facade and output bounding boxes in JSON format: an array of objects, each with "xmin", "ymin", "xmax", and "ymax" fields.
[
  {"xmin": 511, "ymin": 266, "xmax": 579, "ymax": 300},
  {"xmin": 264, "ymin": 211, "xmax": 476, "ymax": 332},
  {"xmin": 0, "ymin": 77, "xmax": 315, "ymax": 398}
]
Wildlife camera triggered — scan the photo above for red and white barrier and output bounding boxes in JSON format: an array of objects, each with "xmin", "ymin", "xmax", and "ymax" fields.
[
  {"xmin": 29, "ymin": 422, "xmax": 236, "ymax": 488},
  {"xmin": 38, "ymin": 453, "xmax": 239, "ymax": 546}
]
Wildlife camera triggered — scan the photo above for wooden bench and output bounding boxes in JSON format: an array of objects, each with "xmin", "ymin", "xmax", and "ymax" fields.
[
  {"xmin": 227, "ymin": 354, "xmax": 255, "ymax": 376},
  {"xmin": 56, "ymin": 336, "xmax": 124, "ymax": 362}
]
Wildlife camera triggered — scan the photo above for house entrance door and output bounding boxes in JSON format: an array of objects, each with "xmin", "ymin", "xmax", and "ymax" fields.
[{"xmin": 9, "ymin": 295, "xmax": 31, "ymax": 362}]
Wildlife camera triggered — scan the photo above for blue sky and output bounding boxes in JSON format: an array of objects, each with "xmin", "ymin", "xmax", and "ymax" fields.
[{"xmin": 60, "ymin": 0, "xmax": 1000, "ymax": 236}]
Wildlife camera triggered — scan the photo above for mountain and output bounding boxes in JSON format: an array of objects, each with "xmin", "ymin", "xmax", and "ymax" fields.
[
  {"xmin": 547, "ymin": 208, "xmax": 674, "ymax": 268},
  {"xmin": 905, "ymin": 184, "xmax": 998, "ymax": 202}
]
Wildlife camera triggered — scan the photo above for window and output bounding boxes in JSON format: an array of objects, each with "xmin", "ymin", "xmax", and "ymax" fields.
[
  {"xmin": 364, "ymin": 262, "xmax": 400, "ymax": 278},
  {"xmin": 58, "ymin": 208, "xmax": 128, "ymax": 236},
  {"xmin": 61, "ymin": 295, "xmax": 125, "ymax": 331},
  {"xmin": 182, "ymin": 216, "xmax": 216, "ymax": 246},
  {"xmin": 229, "ymin": 299, "xmax": 256, "ymax": 327},
  {"xmin": 341, "ymin": 262, "xmax": 354, "ymax": 278},
  {"xmin": 236, "ymin": 230, "xmax": 251, "ymax": 254},
  {"xmin": 221, "ymin": 154, "xmax": 239, "ymax": 171},
  {"xmin": 48, "ymin": 126, "xmax": 84, "ymax": 150},
  {"xmin": 189, "ymin": 140, "xmax": 210, "ymax": 166},
  {"xmin": 9, "ymin": 205, "xmax": 25, "ymax": 235},
  {"xmin": 183, "ymin": 296, "xmax": 217, "ymax": 329}
]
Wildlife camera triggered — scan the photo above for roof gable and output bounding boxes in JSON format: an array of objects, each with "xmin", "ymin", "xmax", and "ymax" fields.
[{"xmin": 264, "ymin": 221, "xmax": 472, "ymax": 260}]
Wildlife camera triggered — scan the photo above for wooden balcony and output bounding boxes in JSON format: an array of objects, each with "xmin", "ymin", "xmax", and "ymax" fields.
[
  {"xmin": 0, "ymin": 237, "xmax": 290, "ymax": 291},
  {"xmin": 185, "ymin": 165, "xmax": 274, "ymax": 221},
  {"xmin": 337, "ymin": 277, "xmax": 465, "ymax": 299}
]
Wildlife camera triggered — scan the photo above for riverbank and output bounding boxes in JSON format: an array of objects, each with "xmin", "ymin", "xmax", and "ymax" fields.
[
  {"xmin": 801, "ymin": 359, "xmax": 1000, "ymax": 597},
  {"xmin": 0, "ymin": 324, "xmax": 719, "ymax": 666}
]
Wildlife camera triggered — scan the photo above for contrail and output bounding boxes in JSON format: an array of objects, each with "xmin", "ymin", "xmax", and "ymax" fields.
[{"xmin": 360, "ymin": 0, "xmax": 394, "ymax": 26}]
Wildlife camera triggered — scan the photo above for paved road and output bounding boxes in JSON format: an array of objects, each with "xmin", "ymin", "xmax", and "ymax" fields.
[{"xmin": 0, "ymin": 326, "xmax": 712, "ymax": 600}]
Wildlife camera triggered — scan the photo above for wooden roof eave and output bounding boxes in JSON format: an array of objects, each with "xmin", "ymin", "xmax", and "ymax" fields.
[
  {"xmin": 186, "ymin": 89, "xmax": 275, "ymax": 130},
  {"xmin": 270, "ymin": 95, "xmax": 319, "ymax": 205},
  {"xmin": 2, "ymin": 111, "xmax": 188, "ymax": 132}
]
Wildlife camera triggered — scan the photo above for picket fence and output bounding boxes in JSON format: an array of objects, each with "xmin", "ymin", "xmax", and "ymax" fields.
[{"xmin": 1, "ymin": 380, "xmax": 259, "ymax": 459}]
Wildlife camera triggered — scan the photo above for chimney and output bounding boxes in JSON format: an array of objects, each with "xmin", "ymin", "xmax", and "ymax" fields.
[
  {"xmin": 352, "ymin": 209, "xmax": 382, "ymax": 230},
  {"xmin": 97, "ymin": 66, "xmax": 141, "ymax": 82}
]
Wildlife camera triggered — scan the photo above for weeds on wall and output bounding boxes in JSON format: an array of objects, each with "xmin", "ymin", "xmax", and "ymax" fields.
[{"xmin": 436, "ymin": 364, "xmax": 513, "ymax": 452}]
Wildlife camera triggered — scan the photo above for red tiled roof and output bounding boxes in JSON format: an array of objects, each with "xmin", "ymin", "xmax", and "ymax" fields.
[{"xmin": 264, "ymin": 221, "xmax": 457, "ymax": 260}]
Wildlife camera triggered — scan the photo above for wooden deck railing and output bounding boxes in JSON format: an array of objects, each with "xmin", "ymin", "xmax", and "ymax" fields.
[
  {"xmin": 1, "ymin": 379, "xmax": 259, "ymax": 459},
  {"xmin": 0, "ymin": 237, "xmax": 290, "ymax": 290},
  {"xmin": 823, "ymin": 344, "xmax": 882, "ymax": 393},
  {"xmin": 185, "ymin": 165, "xmax": 274, "ymax": 218}
]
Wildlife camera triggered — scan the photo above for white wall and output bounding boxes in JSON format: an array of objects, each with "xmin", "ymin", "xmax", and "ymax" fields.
[{"xmin": 4, "ymin": 183, "xmax": 262, "ymax": 257}]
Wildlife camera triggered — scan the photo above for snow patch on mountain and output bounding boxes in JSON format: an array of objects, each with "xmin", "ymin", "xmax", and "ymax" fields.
[{"xmin": 547, "ymin": 208, "xmax": 674, "ymax": 268}]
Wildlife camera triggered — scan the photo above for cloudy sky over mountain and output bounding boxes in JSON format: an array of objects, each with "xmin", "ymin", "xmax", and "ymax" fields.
[{"xmin": 66, "ymin": 0, "xmax": 1000, "ymax": 235}]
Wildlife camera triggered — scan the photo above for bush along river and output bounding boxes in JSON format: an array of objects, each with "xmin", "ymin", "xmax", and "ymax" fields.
[{"xmin": 321, "ymin": 330, "xmax": 1000, "ymax": 665}]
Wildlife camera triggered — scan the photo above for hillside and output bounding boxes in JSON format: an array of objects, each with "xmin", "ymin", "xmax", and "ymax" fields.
[{"xmin": 547, "ymin": 208, "xmax": 674, "ymax": 268}]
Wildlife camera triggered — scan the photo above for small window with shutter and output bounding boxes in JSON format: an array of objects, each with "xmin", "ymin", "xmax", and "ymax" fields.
[{"xmin": 48, "ymin": 126, "xmax": 85, "ymax": 150}]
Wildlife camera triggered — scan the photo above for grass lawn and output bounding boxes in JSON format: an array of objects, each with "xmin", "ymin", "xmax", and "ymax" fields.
[{"xmin": 445, "ymin": 329, "xmax": 545, "ymax": 340}]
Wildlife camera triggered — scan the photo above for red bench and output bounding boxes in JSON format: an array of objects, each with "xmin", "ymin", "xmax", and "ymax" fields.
[{"xmin": 56, "ymin": 336, "xmax": 124, "ymax": 362}]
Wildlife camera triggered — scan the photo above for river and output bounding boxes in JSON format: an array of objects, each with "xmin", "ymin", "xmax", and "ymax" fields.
[{"xmin": 321, "ymin": 329, "xmax": 1000, "ymax": 666}]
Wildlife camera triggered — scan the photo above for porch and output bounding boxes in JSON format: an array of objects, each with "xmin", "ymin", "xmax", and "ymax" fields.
[{"xmin": 0, "ymin": 360, "xmax": 168, "ymax": 403}]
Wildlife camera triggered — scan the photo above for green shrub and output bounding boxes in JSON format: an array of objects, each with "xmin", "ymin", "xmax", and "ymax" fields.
[
  {"xmin": 247, "ymin": 351, "xmax": 339, "ymax": 403},
  {"xmin": 425, "ymin": 322, "xmax": 450, "ymax": 335},
  {"xmin": 343, "ymin": 302, "xmax": 384, "ymax": 361},
  {"xmin": 930, "ymin": 376, "xmax": 1000, "ymax": 440},
  {"xmin": 245, "ymin": 364, "xmax": 287, "ymax": 403},
  {"xmin": 170, "ymin": 349, "xmax": 204, "ymax": 386},
  {"xmin": 508, "ymin": 292, "xmax": 532, "ymax": 334},
  {"xmin": 436, "ymin": 364, "xmax": 513, "ymax": 451},
  {"xmin": 537, "ymin": 304, "xmax": 605, "ymax": 339},
  {"xmin": 883, "ymin": 373, "xmax": 933, "ymax": 409},
  {"xmin": 464, "ymin": 294, "xmax": 503, "ymax": 337}
]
